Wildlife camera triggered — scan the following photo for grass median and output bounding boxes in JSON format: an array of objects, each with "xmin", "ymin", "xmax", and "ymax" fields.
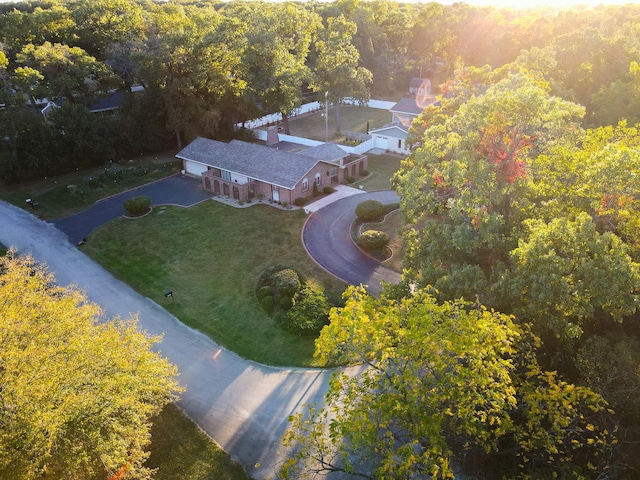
[{"xmin": 82, "ymin": 200, "xmax": 346, "ymax": 367}]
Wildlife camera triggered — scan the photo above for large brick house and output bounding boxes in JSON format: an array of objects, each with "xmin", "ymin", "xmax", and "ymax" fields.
[{"xmin": 177, "ymin": 137, "xmax": 368, "ymax": 204}]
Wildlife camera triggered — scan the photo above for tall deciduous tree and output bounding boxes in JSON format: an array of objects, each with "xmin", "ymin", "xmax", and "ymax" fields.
[
  {"xmin": 282, "ymin": 286, "xmax": 615, "ymax": 479},
  {"xmin": 312, "ymin": 15, "xmax": 371, "ymax": 134},
  {"xmin": 69, "ymin": 0, "xmax": 145, "ymax": 60},
  {"xmin": 16, "ymin": 41, "xmax": 121, "ymax": 104},
  {"xmin": 393, "ymin": 73, "xmax": 584, "ymax": 302},
  {"xmin": 234, "ymin": 2, "xmax": 321, "ymax": 134},
  {"xmin": 0, "ymin": 252, "xmax": 183, "ymax": 479},
  {"xmin": 501, "ymin": 213, "xmax": 640, "ymax": 340}
]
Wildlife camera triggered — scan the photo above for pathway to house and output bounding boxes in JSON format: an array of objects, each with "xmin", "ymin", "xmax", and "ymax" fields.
[{"xmin": 0, "ymin": 185, "xmax": 401, "ymax": 478}]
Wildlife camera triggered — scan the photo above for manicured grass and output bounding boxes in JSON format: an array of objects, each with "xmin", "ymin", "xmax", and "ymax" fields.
[
  {"xmin": 0, "ymin": 152, "xmax": 181, "ymax": 220},
  {"xmin": 82, "ymin": 201, "xmax": 346, "ymax": 367},
  {"xmin": 146, "ymin": 403, "xmax": 250, "ymax": 480},
  {"xmin": 288, "ymin": 105, "xmax": 390, "ymax": 142},
  {"xmin": 360, "ymin": 209, "xmax": 404, "ymax": 273},
  {"xmin": 359, "ymin": 154, "xmax": 403, "ymax": 191}
]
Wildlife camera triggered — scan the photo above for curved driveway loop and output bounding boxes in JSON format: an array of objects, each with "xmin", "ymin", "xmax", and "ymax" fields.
[
  {"xmin": 303, "ymin": 190, "xmax": 401, "ymax": 296},
  {"xmin": 52, "ymin": 174, "xmax": 214, "ymax": 244}
]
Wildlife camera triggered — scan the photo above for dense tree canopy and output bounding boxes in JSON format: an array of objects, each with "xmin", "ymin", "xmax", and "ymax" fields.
[
  {"xmin": 0, "ymin": 0, "xmax": 640, "ymax": 180},
  {"xmin": 283, "ymin": 286, "xmax": 615, "ymax": 479},
  {"xmin": 0, "ymin": 252, "xmax": 183, "ymax": 479}
]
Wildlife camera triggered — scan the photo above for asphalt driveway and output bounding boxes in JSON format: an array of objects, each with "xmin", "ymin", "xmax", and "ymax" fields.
[
  {"xmin": 52, "ymin": 174, "xmax": 214, "ymax": 244},
  {"xmin": 303, "ymin": 190, "xmax": 401, "ymax": 296}
]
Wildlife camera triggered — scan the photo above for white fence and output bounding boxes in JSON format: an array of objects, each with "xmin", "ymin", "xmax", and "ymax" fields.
[{"xmin": 236, "ymin": 98, "xmax": 393, "ymax": 130}]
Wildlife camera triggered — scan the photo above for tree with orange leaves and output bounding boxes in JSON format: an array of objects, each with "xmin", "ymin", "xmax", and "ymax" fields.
[{"xmin": 393, "ymin": 73, "xmax": 584, "ymax": 304}]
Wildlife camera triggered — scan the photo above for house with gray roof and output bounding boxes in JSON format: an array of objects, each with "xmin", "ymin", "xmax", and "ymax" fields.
[
  {"xmin": 367, "ymin": 95, "xmax": 440, "ymax": 155},
  {"xmin": 177, "ymin": 137, "xmax": 368, "ymax": 204},
  {"xmin": 368, "ymin": 123, "xmax": 411, "ymax": 155}
]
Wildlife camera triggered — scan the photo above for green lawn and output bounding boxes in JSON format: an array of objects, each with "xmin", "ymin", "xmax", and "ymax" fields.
[
  {"xmin": 82, "ymin": 201, "xmax": 346, "ymax": 367},
  {"xmin": 0, "ymin": 152, "xmax": 181, "ymax": 220},
  {"xmin": 288, "ymin": 105, "xmax": 391, "ymax": 142},
  {"xmin": 147, "ymin": 403, "xmax": 250, "ymax": 480},
  {"xmin": 359, "ymin": 154, "xmax": 403, "ymax": 191}
]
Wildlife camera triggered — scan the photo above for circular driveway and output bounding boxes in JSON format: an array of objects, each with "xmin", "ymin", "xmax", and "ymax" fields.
[{"xmin": 303, "ymin": 190, "xmax": 401, "ymax": 296}]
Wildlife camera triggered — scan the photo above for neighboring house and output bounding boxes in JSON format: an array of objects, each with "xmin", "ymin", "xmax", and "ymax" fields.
[
  {"xmin": 40, "ymin": 86, "xmax": 144, "ymax": 122},
  {"xmin": 176, "ymin": 137, "xmax": 368, "ymax": 204},
  {"xmin": 368, "ymin": 123, "xmax": 410, "ymax": 155},
  {"xmin": 368, "ymin": 96, "xmax": 437, "ymax": 155}
]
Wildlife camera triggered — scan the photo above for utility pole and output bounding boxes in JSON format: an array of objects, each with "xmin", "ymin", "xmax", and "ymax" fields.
[{"xmin": 325, "ymin": 91, "xmax": 329, "ymax": 143}]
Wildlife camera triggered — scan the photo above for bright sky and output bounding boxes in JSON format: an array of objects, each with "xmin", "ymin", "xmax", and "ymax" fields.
[{"xmin": 439, "ymin": 0, "xmax": 636, "ymax": 7}]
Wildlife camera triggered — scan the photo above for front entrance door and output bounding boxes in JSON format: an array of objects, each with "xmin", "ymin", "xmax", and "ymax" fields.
[{"xmin": 272, "ymin": 185, "xmax": 280, "ymax": 202}]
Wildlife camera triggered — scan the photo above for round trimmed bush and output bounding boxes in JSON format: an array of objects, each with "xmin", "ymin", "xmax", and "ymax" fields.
[
  {"xmin": 281, "ymin": 287, "xmax": 330, "ymax": 335},
  {"xmin": 360, "ymin": 169, "xmax": 369, "ymax": 177},
  {"xmin": 260, "ymin": 296, "xmax": 274, "ymax": 314},
  {"xmin": 294, "ymin": 197, "xmax": 307, "ymax": 207},
  {"xmin": 257, "ymin": 285, "xmax": 273, "ymax": 300},
  {"xmin": 346, "ymin": 176, "xmax": 356, "ymax": 184},
  {"xmin": 355, "ymin": 200, "xmax": 385, "ymax": 221},
  {"xmin": 279, "ymin": 296, "xmax": 294, "ymax": 311},
  {"xmin": 323, "ymin": 186, "xmax": 335, "ymax": 194},
  {"xmin": 273, "ymin": 268, "xmax": 301, "ymax": 297},
  {"xmin": 123, "ymin": 196, "xmax": 151, "ymax": 216},
  {"xmin": 359, "ymin": 230, "xmax": 390, "ymax": 252}
]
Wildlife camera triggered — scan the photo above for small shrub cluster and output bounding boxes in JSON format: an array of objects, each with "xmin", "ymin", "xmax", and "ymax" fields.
[
  {"xmin": 346, "ymin": 176, "xmax": 356, "ymax": 184},
  {"xmin": 256, "ymin": 266, "xmax": 332, "ymax": 335},
  {"xmin": 123, "ymin": 195, "xmax": 151, "ymax": 216},
  {"xmin": 256, "ymin": 266, "xmax": 302, "ymax": 316},
  {"xmin": 273, "ymin": 268, "xmax": 301, "ymax": 297},
  {"xmin": 323, "ymin": 186, "xmax": 335, "ymax": 194},
  {"xmin": 360, "ymin": 169, "xmax": 369, "ymax": 177},
  {"xmin": 355, "ymin": 199, "xmax": 385, "ymax": 221},
  {"xmin": 294, "ymin": 197, "xmax": 307, "ymax": 207},
  {"xmin": 359, "ymin": 229, "xmax": 390, "ymax": 252},
  {"xmin": 281, "ymin": 286, "xmax": 331, "ymax": 335}
]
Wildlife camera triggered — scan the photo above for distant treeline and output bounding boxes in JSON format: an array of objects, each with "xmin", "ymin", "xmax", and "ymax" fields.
[{"xmin": 0, "ymin": 0, "xmax": 638, "ymax": 181}]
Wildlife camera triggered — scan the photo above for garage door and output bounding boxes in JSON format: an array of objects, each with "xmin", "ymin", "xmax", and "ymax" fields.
[{"xmin": 184, "ymin": 160, "xmax": 208, "ymax": 177}]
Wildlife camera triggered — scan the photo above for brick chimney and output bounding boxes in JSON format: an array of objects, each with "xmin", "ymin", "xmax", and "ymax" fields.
[{"xmin": 266, "ymin": 125, "xmax": 279, "ymax": 146}]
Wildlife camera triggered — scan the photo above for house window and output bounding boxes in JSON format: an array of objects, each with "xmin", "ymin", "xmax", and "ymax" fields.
[
  {"xmin": 222, "ymin": 170, "xmax": 231, "ymax": 181},
  {"xmin": 331, "ymin": 166, "xmax": 337, "ymax": 176},
  {"xmin": 302, "ymin": 178, "xmax": 309, "ymax": 192},
  {"xmin": 315, "ymin": 174, "xmax": 321, "ymax": 186},
  {"xmin": 398, "ymin": 139, "xmax": 402, "ymax": 149}
]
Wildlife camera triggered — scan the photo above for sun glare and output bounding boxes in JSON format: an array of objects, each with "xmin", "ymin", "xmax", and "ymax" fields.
[{"xmin": 440, "ymin": 0, "xmax": 632, "ymax": 8}]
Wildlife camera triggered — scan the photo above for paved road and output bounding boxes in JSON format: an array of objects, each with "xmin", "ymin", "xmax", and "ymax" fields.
[
  {"xmin": 0, "ymin": 186, "xmax": 401, "ymax": 478},
  {"xmin": 52, "ymin": 175, "xmax": 214, "ymax": 244},
  {"xmin": 303, "ymin": 190, "xmax": 401, "ymax": 295},
  {"xmin": 0, "ymin": 200, "xmax": 340, "ymax": 480}
]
